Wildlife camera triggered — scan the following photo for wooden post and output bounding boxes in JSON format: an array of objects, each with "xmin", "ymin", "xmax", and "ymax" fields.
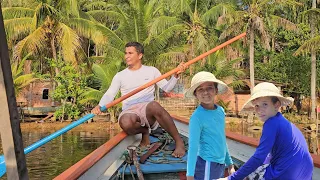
[{"xmin": 0, "ymin": 3, "xmax": 29, "ymax": 179}]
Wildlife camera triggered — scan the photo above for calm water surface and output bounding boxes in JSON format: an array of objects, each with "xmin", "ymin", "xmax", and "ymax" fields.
[{"xmin": 0, "ymin": 129, "xmax": 120, "ymax": 180}]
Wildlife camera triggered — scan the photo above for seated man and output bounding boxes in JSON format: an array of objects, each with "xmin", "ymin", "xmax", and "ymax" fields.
[{"xmin": 92, "ymin": 42, "xmax": 186, "ymax": 158}]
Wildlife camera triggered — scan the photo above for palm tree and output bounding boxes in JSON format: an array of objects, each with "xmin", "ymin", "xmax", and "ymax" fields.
[
  {"xmin": 83, "ymin": 0, "xmax": 190, "ymax": 72},
  {"xmin": 295, "ymin": 4, "xmax": 319, "ymax": 121},
  {"xmin": 220, "ymin": 0, "xmax": 300, "ymax": 90},
  {"xmin": 160, "ymin": 0, "xmax": 236, "ymax": 73},
  {"xmin": 2, "ymin": 0, "xmax": 110, "ymax": 74}
]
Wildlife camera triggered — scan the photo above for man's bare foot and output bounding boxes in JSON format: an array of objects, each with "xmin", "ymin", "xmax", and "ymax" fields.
[
  {"xmin": 139, "ymin": 133, "xmax": 150, "ymax": 147},
  {"xmin": 172, "ymin": 141, "xmax": 185, "ymax": 158}
]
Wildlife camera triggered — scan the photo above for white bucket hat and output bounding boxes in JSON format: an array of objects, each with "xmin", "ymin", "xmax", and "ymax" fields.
[
  {"xmin": 185, "ymin": 71, "xmax": 228, "ymax": 98},
  {"xmin": 241, "ymin": 82, "xmax": 294, "ymax": 111}
]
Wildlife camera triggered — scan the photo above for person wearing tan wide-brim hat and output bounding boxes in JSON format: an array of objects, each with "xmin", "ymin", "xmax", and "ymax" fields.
[
  {"xmin": 185, "ymin": 71, "xmax": 228, "ymax": 98},
  {"xmin": 241, "ymin": 82, "xmax": 294, "ymax": 111},
  {"xmin": 218, "ymin": 82, "xmax": 313, "ymax": 180},
  {"xmin": 185, "ymin": 71, "xmax": 235, "ymax": 180}
]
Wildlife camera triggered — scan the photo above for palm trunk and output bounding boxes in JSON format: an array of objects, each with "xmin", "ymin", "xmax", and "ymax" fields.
[
  {"xmin": 51, "ymin": 37, "xmax": 59, "ymax": 75},
  {"xmin": 24, "ymin": 60, "xmax": 32, "ymax": 74},
  {"xmin": 50, "ymin": 37, "xmax": 57, "ymax": 106},
  {"xmin": 310, "ymin": 0, "xmax": 317, "ymax": 122},
  {"xmin": 249, "ymin": 29, "xmax": 255, "ymax": 91}
]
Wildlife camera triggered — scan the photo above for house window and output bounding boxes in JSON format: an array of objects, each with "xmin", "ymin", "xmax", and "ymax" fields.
[{"xmin": 42, "ymin": 89, "xmax": 49, "ymax": 99}]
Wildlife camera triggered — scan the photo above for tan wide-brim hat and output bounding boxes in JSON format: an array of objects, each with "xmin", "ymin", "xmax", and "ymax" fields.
[
  {"xmin": 241, "ymin": 82, "xmax": 294, "ymax": 111},
  {"xmin": 185, "ymin": 71, "xmax": 228, "ymax": 98}
]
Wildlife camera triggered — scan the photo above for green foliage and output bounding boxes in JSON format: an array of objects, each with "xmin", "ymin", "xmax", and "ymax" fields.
[
  {"xmin": 3, "ymin": 0, "xmax": 320, "ymax": 120},
  {"xmin": 51, "ymin": 57, "xmax": 93, "ymax": 121},
  {"xmin": 11, "ymin": 54, "xmax": 39, "ymax": 95},
  {"xmin": 216, "ymin": 99, "xmax": 230, "ymax": 112},
  {"xmin": 255, "ymin": 49, "xmax": 312, "ymax": 95}
]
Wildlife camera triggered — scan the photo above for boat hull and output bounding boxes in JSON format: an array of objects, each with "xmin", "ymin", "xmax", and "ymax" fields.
[{"xmin": 55, "ymin": 115, "xmax": 320, "ymax": 180}]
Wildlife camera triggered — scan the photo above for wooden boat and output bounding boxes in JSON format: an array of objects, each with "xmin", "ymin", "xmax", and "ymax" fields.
[{"xmin": 54, "ymin": 115, "xmax": 320, "ymax": 180}]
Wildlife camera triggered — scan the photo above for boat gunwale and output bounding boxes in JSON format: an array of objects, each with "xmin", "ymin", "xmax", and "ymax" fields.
[
  {"xmin": 53, "ymin": 131, "xmax": 128, "ymax": 180},
  {"xmin": 55, "ymin": 115, "xmax": 320, "ymax": 179}
]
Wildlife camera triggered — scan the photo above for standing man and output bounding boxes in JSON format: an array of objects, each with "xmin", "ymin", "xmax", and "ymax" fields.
[{"xmin": 92, "ymin": 42, "xmax": 186, "ymax": 157}]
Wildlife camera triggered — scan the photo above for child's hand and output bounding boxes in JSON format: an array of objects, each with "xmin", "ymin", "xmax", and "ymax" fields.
[
  {"xmin": 228, "ymin": 164, "xmax": 235, "ymax": 175},
  {"xmin": 187, "ymin": 176, "xmax": 194, "ymax": 180}
]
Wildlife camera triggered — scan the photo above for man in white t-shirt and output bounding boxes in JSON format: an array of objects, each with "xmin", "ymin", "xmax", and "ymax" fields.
[{"xmin": 92, "ymin": 42, "xmax": 186, "ymax": 157}]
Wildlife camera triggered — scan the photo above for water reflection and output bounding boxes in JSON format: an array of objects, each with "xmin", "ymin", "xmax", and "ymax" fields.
[{"xmin": 0, "ymin": 129, "xmax": 119, "ymax": 180}]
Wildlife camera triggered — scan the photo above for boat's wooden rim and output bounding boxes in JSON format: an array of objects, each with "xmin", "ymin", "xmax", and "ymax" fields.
[
  {"xmin": 54, "ymin": 132, "xmax": 128, "ymax": 180},
  {"xmin": 55, "ymin": 115, "xmax": 320, "ymax": 180}
]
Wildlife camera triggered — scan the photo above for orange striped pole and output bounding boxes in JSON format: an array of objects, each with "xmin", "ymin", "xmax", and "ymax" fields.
[{"xmin": 103, "ymin": 32, "xmax": 247, "ymax": 110}]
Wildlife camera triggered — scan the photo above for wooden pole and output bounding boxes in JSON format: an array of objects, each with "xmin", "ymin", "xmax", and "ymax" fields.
[{"xmin": 0, "ymin": 3, "xmax": 29, "ymax": 179}]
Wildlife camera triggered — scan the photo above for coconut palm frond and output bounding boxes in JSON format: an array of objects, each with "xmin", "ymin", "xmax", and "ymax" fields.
[
  {"xmin": 56, "ymin": 22, "xmax": 82, "ymax": 64},
  {"xmin": 300, "ymin": 8, "xmax": 320, "ymax": 22},
  {"xmin": 228, "ymin": 79, "xmax": 245, "ymax": 89},
  {"xmin": 33, "ymin": 3, "xmax": 60, "ymax": 27},
  {"xmin": 2, "ymin": 7, "xmax": 35, "ymax": 19},
  {"xmin": 57, "ymin": 0, "xmax": 79, "ymax": 18},
  {"xmin": 79, "ymin": 87, "xmax": 104, "ymax": 105},
  {"xmin": 104, "ymin": 45, "xmax": 125, "ymax": 62},
  {"xmin": 14, "ymin": 74, "xmax": 39, "ymax": 95},
  {"xmin": 201, "ymin": 3, "xmax": 235, "ymax": 25},
  {"xmin": 4, "ymin": 17, "xmax": 34, "ymax": 41},
  {"xmin": 92, "ymin": 63, "xmax": 119, "ymax": 90},
  {"xmin": 87, "ymin": 10, "xmax": 122, "ymax": 24},
  {"xmin": 144, "ymin": 0, "xmax": 161, "ymax": 21},
  {"xmin": 148, "ymin": 16, "xmax": 182, "ymax": 37},
  {"xmin": 83, "ymin": 1, "xmax": 114, "ymax": 11},
  {"xmin": 145, "ymin": 24, "xmax": 186, "ymax": 50},
  {"xmin": 194, "ymin": 31, "xmax": 209, "ymax": 55},
  {"xmin": 164, "ymin": 0, "xmax": 192, "ymax": 16},
  {"xmin": 219, "ymin": 19, "xmax": 246, "ymax": 40},
  {"xmin": 13, "ymin": 26, "xmax": 48, "ymax": 60},
  {"xmin": 294, "ymin": 35, "xmax": 320, "ymax": 55},
  {"xmin": 270, "ymin": 15, "xmax": 297, "ymax": 31},
  {"xmin": 156, "ymin": 51, "xmax": 187, "ymax": 69}
]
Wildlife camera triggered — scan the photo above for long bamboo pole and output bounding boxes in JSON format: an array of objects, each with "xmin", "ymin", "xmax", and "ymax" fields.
[{"xmin": 101, "ymin": 32, "xmax": 247, "ymax": 111}]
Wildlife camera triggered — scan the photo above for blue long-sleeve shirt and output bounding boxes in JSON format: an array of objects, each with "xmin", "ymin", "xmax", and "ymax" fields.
[
  {"xmin": 187, "ymin": 105, "xmax": 233, "ymax": 176},
  {"xmin": 229, "ymin": 112, "xmax": 313, "ymax": 180}
]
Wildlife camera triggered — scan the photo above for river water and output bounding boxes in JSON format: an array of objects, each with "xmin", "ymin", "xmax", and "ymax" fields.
[{"xmin": 0, "ymin": 128, "xmax": 120, "ymax": 180}]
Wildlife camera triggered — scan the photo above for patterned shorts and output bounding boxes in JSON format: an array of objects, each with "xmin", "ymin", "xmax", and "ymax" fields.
[{"xmin": 246, "ymin": 164, "xmax": 269, "ymax": 180}]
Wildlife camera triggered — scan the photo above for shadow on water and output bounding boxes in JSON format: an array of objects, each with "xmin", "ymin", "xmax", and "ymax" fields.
[{"xmin": 0, "ymin": 129, "xmax": 119, "ymax": 180}]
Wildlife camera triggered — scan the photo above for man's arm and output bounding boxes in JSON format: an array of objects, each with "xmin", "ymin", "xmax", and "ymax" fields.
[
  {"xmin": 91, "ymin": 74, "xmax": 121, "ymax": 114},
  {"xmin": 155, "ymin": 63, "xmax": 186, "ymax": 92},
  {"xmin": 156, "ymin": 74, "xmax": 179, "ymax": 93}
]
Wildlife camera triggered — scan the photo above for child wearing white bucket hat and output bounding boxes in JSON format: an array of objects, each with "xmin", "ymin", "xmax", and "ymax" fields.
[
  {"xmin": 219, "ymin": 82, "xmax": 313, "ymax": 180},
  {"xmin": 185, "ymin": 71, "xmax": 235, "ymax": 180}
]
